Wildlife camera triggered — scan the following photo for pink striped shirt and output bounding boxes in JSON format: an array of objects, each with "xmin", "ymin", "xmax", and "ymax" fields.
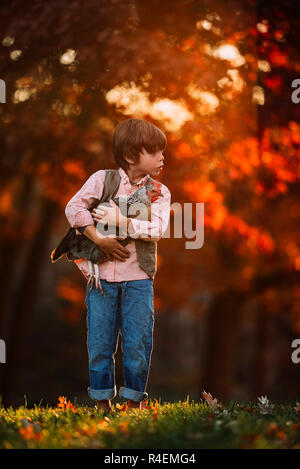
[{"xmin": 64, "ymin": 167, "xmax": 171, "ymax": 282}]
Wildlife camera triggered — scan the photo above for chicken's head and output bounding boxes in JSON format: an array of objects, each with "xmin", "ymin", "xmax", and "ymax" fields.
[{"xmin": 147, "ymin": 180, "xmax": 163, "ymax": 202}]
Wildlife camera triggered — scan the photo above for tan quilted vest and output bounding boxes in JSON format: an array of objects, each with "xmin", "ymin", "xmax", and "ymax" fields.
[{"xmin": 96, "ymin": 169, "xmax": 157, "ymax": 279}]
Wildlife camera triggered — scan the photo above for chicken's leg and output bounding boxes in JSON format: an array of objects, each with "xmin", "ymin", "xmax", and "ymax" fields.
[
  {"xmin": 87, "ymin": 261, "xmax": 94, "ymax": 292},
  {"xmin": 87, "ymin": 260, "xmax": 105, "ymax": 296},
  {"xmin": 94, "ymin": 263, "xmax": 104, "ymax": 296}
]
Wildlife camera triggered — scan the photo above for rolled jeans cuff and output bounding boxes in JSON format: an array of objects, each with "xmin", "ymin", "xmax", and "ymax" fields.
[
  {"xmin": 88, "ymin": 385, "xmax": 117, "ymax": 401},
  {"xmin": 119, "ymin": 386, "xmax": 148, "ymax": 402}
]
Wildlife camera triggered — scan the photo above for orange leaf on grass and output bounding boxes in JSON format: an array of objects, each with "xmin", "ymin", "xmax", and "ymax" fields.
[
  {"xmin": 141, "ymin": 399, "xmax": 152, "ymax": 411},
  {"xmin": 118, "ymin": 421, "xmax": 129, "ymax": 435},
  {"xmin": 19, "ymin": 424, "xmax": 43, "ymax": 441},
  {"xmin": 116, "ymin": 402, "xmax": 128, "ymax": 413},
  {"xmin": 266, "ymin": 422, "xmax": 280, "ymax": 435},
  {"xmin": 275, "ymin": 431, "xmax": 287, "ymax": 441},
  {"xmin": 57, "ymin": 395, "xmax": 77, "ymax": 413}
]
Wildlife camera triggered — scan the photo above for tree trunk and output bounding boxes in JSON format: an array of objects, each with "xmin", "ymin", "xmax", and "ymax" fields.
[
  {"xmin": 0, "ymin": 196, "xmax": 57, "ymax": 406},
  {"xmin": 0, "ymin": 174, "xmax": 36, "ymax": 336},
  {"xmin": 201, "ymin": 290, "xmax": 245, "ymax": 401}
]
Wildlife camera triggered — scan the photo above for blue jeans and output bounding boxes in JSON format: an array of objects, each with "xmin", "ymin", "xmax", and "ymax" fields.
[{"xmin": 85, "ymin": 278, "xmax": 154, "ymax": 402}]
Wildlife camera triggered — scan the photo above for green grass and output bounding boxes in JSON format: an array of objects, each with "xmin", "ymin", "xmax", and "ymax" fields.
[{"xmin": 0, "ymin": 397, "xmax": 300, "ymax": 449}]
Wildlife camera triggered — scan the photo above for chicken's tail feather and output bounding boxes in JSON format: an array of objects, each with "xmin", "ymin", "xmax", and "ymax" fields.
[{"xmin": 51, "ymin": 227, "xmax": 76, "ymax": 262}]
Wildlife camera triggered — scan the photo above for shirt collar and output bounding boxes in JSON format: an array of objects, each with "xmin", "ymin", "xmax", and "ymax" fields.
[{"xmin": 118, "ymin": 167, "xmax": 150, "ymax": 187}]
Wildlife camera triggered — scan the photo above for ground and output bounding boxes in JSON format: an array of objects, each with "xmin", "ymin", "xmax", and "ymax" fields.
[{"xmin": 0, "ymin": 395, "xmax": 300, "ymax": 449}]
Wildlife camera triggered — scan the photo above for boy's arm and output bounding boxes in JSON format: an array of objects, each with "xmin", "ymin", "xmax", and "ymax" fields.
[
  {"xmin": 65, "ymin": 170, "xmax": 105, "ymax": 230},
  {"xmin": 80, "ymin": 224, "xmax": 106, "ymax": 246},
  {"xmin": 120, "ymin": 185, "xmax": 171, "ymax": 242}
]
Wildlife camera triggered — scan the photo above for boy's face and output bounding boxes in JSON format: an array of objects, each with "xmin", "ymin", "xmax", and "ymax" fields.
[{"xmin": 126, "ymin": 147, "xmax": 165, "ymax": 177}]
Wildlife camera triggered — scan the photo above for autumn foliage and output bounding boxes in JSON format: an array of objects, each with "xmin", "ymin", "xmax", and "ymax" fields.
[{"xmin": 0, "ymin": 0, "xmax": 299, "ymax": 406}]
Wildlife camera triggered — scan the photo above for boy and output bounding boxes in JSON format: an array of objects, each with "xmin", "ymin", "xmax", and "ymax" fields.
[{"xmin": 64, "ymin": 118, "xmax": 171, "ymax": 412}]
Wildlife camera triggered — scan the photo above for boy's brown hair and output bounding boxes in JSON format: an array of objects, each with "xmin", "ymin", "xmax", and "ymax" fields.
[{"xmin": 112, "ymin": 118, "xmax": 167, "ymax": 171}]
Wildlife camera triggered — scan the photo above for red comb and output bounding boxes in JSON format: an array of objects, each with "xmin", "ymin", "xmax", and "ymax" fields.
[{"xmin": 151, "ymin": 181, "xmax": 162, "ymax": 202}]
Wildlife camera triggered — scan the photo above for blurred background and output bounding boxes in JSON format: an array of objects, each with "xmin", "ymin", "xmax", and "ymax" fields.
[{"xmin": 0, "ymin": 0, "xmax": 300, "ymax": 408}]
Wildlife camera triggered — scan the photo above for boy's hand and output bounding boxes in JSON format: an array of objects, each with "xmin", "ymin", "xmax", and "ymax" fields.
[
  {"xmin": 96, "ymin": 237, "xmax": 130, "ymax": 262},
  {"xmin": 92, "ymin": 200, "xmax": 123, "ymax": 227}
]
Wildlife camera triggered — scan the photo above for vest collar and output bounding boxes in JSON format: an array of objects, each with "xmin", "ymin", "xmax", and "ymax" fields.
[{"xmin": 118, "ymin": 167, "xmax": 150, "ymax": 187}]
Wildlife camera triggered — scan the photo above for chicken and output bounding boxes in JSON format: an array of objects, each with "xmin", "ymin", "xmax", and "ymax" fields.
[{"xmin": 51, "ymin": 178, "xmax": 163, "ymax": 295}]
